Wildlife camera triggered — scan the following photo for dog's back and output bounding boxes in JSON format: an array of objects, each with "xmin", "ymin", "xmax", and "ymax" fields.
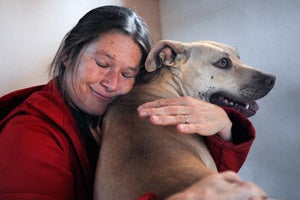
[{"xmin": 94, "ymin": 83, "xmax": 216, "ymax": 200}]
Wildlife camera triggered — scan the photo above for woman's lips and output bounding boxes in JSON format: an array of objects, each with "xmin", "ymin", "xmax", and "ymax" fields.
[{"xmin": 90, "ymin": 87, "xmax": 112, "ymax": 102}]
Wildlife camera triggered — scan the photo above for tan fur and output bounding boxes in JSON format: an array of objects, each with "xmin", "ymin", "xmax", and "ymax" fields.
[{"xmin": 94, "ymin": 40, "xmax": 275, "ymax": 200}]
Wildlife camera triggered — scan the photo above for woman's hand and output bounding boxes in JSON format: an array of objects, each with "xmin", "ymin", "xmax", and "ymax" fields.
[
  {"xmin": 137, "ymin": 96, "xmax": 232, "ymax": 141},
  {"xmin": 166, "ymin": 171, "xmax": 268, "ymax": 200}
]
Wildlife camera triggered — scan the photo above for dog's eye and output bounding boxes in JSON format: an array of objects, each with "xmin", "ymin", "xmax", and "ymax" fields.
[{"xmin": 213, "ymin": 58, "xmax": 231, "ymax": 68}]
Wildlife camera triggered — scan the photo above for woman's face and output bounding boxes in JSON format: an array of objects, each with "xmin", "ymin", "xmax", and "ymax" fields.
[{"xmin": 65, "ymin": 32, "xmax": 142, "ymax": 116}]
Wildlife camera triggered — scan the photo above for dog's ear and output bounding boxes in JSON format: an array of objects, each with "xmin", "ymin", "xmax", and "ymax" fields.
[{"xmin": 145, "ymin": 40, "xmax": 187, "ymax": 72}]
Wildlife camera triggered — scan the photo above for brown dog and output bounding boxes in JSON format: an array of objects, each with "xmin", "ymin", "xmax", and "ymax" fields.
[{"xmin": 94, "ymin": 40, "xmax": 276, "ymax": 200}]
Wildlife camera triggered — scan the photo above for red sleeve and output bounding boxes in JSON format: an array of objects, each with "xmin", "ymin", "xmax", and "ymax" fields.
[
  {"xmin": 0, "ymin": 115, "xmax": 75, "ymax": 200},
  {"xmin": 137, "ymin": 107, "xmax": 255, "ymax": 199},
  {"xmin": 205, "ymin": 107, "xmax": 255, "ymax": 172},
  {"xmin": 136, "ymin": 192, "xmax": 158, "ymax": 200}
]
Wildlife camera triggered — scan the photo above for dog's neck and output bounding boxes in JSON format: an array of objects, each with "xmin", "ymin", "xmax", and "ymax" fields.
[{"xmin": 137, "ymin": 67, "xmax": 189, "ymax": 100}]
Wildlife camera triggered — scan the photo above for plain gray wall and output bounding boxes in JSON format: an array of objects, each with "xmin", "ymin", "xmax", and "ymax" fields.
[{"xmin": 159, "ymin": 0, "xmax": 300, "ymax": 199}]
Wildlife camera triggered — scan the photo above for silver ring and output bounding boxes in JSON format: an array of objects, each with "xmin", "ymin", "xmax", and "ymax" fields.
[{"xmin": 184, "ymin": 115, "xmax": 189, "ymax": 124}]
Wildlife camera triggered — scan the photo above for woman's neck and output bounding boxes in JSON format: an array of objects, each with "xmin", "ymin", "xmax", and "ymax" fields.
[{"xmin": 86, "ymin": 115, "xmax": 102, "ymax": 145}]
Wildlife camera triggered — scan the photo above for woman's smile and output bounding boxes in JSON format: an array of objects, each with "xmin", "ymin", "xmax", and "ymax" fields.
[{"xmin": 89, "ymin": 85, "xmax": 113, "ymax": 102}]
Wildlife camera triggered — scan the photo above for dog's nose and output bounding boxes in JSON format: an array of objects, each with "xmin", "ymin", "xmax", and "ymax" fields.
[{"xmin": 264, "ymin": 74, "xmax": 276, "ymax": 89}]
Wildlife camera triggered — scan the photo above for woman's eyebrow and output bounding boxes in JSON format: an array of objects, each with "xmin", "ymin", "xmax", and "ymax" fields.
[{"xmin": 94, "ymin": 50, "xmax": 114, "ymax": 60}]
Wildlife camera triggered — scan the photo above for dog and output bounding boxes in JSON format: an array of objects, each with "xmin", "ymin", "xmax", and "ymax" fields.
[{"xmin": 94, "ymin": 40, "xmax": 276, "ymax": 200}]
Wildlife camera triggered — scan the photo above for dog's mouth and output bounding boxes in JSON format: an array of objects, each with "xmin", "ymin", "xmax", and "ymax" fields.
[{"xmin": 209, "ymin": 93, "xmax": 259, "ymax": 117}]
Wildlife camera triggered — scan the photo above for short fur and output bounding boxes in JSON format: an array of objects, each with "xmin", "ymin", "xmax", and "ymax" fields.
[{"xmin": 94, "ymin": 40, "xmax": 275, "ymax": 200}]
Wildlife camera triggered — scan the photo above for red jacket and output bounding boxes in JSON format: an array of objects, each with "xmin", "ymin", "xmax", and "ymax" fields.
[{"xmin": 0, "ymin": 80, "xmax": 255, "ymax": 200}]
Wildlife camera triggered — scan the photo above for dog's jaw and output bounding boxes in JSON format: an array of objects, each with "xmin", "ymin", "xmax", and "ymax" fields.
[
  {"xmin": 197, "ymin": 91, "xmax": 259, "ymax": 117},
  {"xmin": 209, "ymin": 93, "xmax": 259, "ymax": 117}
]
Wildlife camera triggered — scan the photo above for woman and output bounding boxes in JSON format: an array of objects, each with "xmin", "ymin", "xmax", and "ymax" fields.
[{"xmin": 0, "ymin": 5, "xmax": 266, "ymax": 200}]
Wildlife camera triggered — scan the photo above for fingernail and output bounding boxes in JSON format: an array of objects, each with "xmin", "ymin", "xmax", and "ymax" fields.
[
  {"xmin": 151, "ymin": 115, "xmax": 159, "ymax": 122},
  {"xmin": 177, "ymin": 124, "xmax": 188, "ymax": 133},
  {"xmin": 137, "ymin": 105, "xmax": 144, "ymax": 110},
  {"xmin": 138, "ymin": 109, "xmax": 147, "ymax": 117}
]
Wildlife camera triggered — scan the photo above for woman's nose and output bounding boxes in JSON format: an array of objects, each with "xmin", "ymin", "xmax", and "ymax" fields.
[{"xmin": 101, "ymin": 70, "xmax": 119, "ymax": 92}]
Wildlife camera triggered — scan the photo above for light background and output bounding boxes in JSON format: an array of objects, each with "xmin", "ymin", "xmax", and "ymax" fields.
[
  {"xmin": 1, "ymin": 0, "xmax": 299, "ymax": 199},
  {"xmin": 159, "ymin": 1, "xmax": 300, "ymax": 199}
]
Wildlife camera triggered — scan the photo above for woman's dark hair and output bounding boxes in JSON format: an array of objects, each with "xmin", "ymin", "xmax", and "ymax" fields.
[{"xmin": 49, "ymin": 5, "xmax": 152, "ymax": 95}]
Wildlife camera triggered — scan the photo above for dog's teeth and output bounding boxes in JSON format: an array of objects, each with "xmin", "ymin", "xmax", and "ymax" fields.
[{"xmin": 245, "ymin": 104, "xmax": 250, "ymax": 109}]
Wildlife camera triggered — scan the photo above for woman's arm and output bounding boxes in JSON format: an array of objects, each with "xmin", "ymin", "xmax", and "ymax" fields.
[
  {"xmin": 138, "ymin": 97, "xmax": 255, "ymax": 172},
  {"xmin": 137, "ymin": 171, "xmax": 267, "ymax": 200},
  {"xmin": 136, "ymin": 97, "xmax": 264, "ymax": 200},
  {"xmin": 205, "ymin": 106, "xmax": 255, "ymax": 172},
  {"xmin": 166, "ymin": 171, "xmax": 267, "ymax": 200}
]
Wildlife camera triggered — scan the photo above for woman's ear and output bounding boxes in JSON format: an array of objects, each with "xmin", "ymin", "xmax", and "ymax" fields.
[
  {"xmin": 145, "ymin": 40, "xmax": 187, "ymax": 72},
  {"xmin": 62, "ymin": 54, "xmax": 70, "ymax": 67}
]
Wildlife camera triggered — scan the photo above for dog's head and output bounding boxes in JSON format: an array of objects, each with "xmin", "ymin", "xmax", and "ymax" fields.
[{"xmin": 145, "ymin": 40, "xmax": 276, "ymax": 117}]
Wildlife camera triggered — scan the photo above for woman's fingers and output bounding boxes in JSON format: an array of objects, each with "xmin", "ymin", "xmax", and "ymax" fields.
[
  {"xmin": 138, "ymin": 105, "xmax": 193, "ymax": 118},
  {"xmin": 138, "ymin": 96, "xmax": 195, "ymax": 109},
  {"xmin": 148, "ymin": 114, "xmax": 188, "ymax": 125},
  {"xmin": 219, "ymin": 171, "xmax": 245, "ymax": 183},
  {"xmin": 138, "ymin": 97, "xmax": 232, "ymax": 138}
]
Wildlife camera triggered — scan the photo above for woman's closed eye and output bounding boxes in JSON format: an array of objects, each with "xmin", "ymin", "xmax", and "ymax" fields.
[
  {"xmin": 122, "ymin": 70, "xmax": 137, "ymax": 79},
  {"xmin": 95, "ymin": 59, "xmax": 137, "ymax": 79},
  {"xmin": 95, "ymin": 60, "xmax": 109, "ymax": 68}
]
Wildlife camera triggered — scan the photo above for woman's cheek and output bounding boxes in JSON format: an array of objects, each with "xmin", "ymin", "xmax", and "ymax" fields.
[{"xmin": 120, "ymin": 80, "xmax": 135, "ymax": 95}]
